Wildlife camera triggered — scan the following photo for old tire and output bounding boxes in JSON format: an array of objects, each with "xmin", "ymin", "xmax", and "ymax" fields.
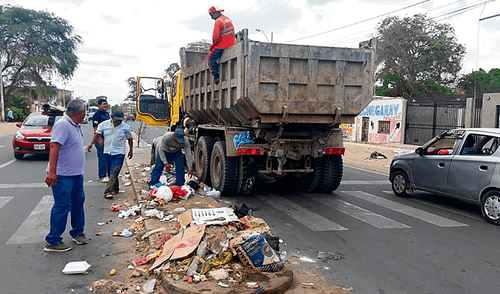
[
  {"xmin": 234, "ymin": 156, "xmax": 256, "ymax": 195},
  {"xmin": 481, "ymin": 191, "xmax": 500, "ymax": 225},
  {"xmin": 195, "ymin": 136, "xmax": 215, "ymax": 185},
  {"xmin": 210, "ymin": 141, "xmax": 237, "ymax": 196},
  {"xmin": 14, "ymin": 152, "xmax": 24, "ymax": 160},
  {"xmin": 320, "ymin": 155, "xmax": 343, "ymax": 193},
  {"xmin": 391, "ymin": 170, "xmax": 409, "ymax": 197}
]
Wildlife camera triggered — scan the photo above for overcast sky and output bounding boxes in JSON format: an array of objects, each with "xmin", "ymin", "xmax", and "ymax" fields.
[{"xmin": 5, "ymin": 0, "xmax": 500, "ymax": 106}]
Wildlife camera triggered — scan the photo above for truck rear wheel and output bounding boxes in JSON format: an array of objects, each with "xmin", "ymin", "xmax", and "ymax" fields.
[
  {"xmin": 195, "ymin": 136, "xmax": 215, "ymax": 185},
  {"xmin": 235, "ymin": 156, "xmax": 256, "ymax": 195},
  {"xmin": 320, "ymin": 155, "xmax": 343, "ymax": 192},
  {"xmin": 210, "ymin": 141, "xmax": 237, "ymax": 196},
  {"xmin": 300, "ymin": 158, "xmax": 326, "ymax": 192}
]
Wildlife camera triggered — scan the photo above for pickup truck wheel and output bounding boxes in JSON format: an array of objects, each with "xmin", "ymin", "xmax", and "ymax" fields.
[
  {"xmin": 195, "ymin": 136, "xmax": 215, "ymax": 185},
  {"xmin": 14, "ymin": 152, "xmax": 24, "ymax": 160},
  {"xmin": 391, "ymin": 170, "xmax": 409, "ymax": 197},
  {"xmin": 321, "ymin": 155, "xmax": 343, "ymax": 193},
  {"xmin": 210, "ymin": 141, "xmax": 237, "ymax": 196},
  {"xmin": 481, "ymin": 191, "xmax": 500, "ymax": 225},
  {"xmin": 235, "ymin": 156, "xmax": 256, "ymax": 195}
]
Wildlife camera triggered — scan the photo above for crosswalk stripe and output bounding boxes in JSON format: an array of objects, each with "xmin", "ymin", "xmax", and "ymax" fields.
[
  {"xmin": 6, "ymin": 195, "xmax": 53, "ymax": 245},
  {"xmin": 0, "ymin": 159, "xmax": 15, "ymax": 169},
  {"xmin": 258, "ymin": 195, "xmax": 348, "ymax": 231},
  {"xmin": 382, "ymin": 191, "xmax": 484, "ymax": 222},
  {"xmin": 0, "ymin": 196, "xmax": 13, "ymax": 210},
  {"xmin": 0, "ymin": 182, "xmax": 102, "ymax": 189},
  {"xmin": 343, "ymin": 191, "xmax": 468, "ymax": 227},
  {"xmin": 341, "ymin": 180, "xmax": 390, "ymax": 185},
  {"xmin": 306, "ymin": 195, "xmax": 410, "ymax": 229}
]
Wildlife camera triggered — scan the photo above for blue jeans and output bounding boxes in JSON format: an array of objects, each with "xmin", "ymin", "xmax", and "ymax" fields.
[
  {"xmin": 104, "ymin": 154, "xmax": 125, "ymax": 195},
  {"xmin": 150, "ymin": 150, "xmax": 185, "ymax": 186},
  {"xmin": 45, "ymin": 175, "xmax": 85, "ymax": 245},
  {"xmin": 208, "ymin": 49, "xmax": 224, "ymax": 80},
  {"xmin": 95, "ymin": 141, "xmax": 107, "ymax": 179}
]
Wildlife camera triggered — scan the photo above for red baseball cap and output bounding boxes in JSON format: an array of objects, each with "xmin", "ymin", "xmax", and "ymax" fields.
[{"xmin": 208, "ymin": 6, "xmax": 224, "ymax": 13}]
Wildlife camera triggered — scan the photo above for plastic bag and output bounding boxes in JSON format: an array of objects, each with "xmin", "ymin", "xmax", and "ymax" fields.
[{"xmin": 156, "ymin": 186, "xmax": 172, "ymax": 202}]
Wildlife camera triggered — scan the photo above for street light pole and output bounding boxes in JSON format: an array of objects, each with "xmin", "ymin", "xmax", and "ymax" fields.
[
  {"xmin": 0, "ymin": 74, "xmax": 4, "ymax": 122},
  {"xmin": 255, "ymin": 29, "xmax": 270, "ymax": 43}
]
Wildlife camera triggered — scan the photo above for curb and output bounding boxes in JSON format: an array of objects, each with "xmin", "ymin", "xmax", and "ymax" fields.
[{"xmin": 125, "ymin": 145, "xmax": 294, "ymax": 294}]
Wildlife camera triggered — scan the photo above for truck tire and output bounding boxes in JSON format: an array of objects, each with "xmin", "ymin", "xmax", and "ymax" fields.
[
  {"xmin": 195, "ymin": 136, "xmax": 215, "ymax": 185},
  {"xmin": 320, "ymin": 155, "xmax": 343, "ymax": 192},
  {"xmin": 210, "ymin": 141, "xmax": 237, "ymax": 196},
  {"xmin": 301, "ymin": 157, "xmax": 326, "ymax": 192},
  {"xmin": 235, "ymin": 156, "xmax": 256, "ymax": 195}
]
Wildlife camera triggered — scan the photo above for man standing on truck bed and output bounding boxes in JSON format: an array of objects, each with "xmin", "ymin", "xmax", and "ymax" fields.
[{"xmin": 207, "ymin": 6, "xmax": 235, "ymax": 84}]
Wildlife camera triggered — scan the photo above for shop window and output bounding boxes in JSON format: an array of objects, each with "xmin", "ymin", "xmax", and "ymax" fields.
[{"xmin": 378, "ymin": 121, "xmax": 390, "ymax": 134}]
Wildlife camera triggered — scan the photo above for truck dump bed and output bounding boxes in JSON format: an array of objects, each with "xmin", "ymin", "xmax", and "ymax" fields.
[{"xmin": 180, "ymin": 29, "xmax": 376, "ymax": 126}]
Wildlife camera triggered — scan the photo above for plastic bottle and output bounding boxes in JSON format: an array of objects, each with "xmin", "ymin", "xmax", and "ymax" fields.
[{"xmin": 142, "ymin": 278, "xmax": 156, "ymax": 293}]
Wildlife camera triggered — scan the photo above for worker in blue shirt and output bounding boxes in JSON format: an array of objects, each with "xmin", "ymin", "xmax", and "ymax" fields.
[{"xmin": 91, "ymin": 98, "xmax": 110, "ymax": 182}]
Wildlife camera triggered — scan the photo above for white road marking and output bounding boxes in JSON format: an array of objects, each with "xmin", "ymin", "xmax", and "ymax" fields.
[
  {"xmin": 343, "ymin": 191, "xmax": 468, "ymax": 227},
  {"xmin": 306, "ymin": 195, "xmax": 410, "ymax": 229},
  {"xmin": 7, "ymin": 195, "xmax": 53, "ymax": 245},
  {"xmin": 0, "ymin": 196, "xmax": 13, "ymax": 210},
  {"xmin": 382, "ymin": 191, "xmax": 484, "ymax": 222},
  {"xmin": 258, "ymin": 195, "xmax": 347, "ymax": 231},
  {"xmin": 341, "ymin": 180, "xmax": 390, "ymax": 185},
  {"xmin": 0, "ymin": 159, "xmax": 15, "ymax": 169},
  {"xmin": 0, "ymin": 182, "xmax": 102, "ymax": 189},
  {"xmin": 0, "ymin": 145, "xmax": 4, "ymax": 148}
]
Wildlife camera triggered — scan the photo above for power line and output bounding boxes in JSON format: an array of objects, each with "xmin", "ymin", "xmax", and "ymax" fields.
[
  {"xmin": 238, "ymin": 0, "xmax": 281, "ymax": 28},
  {"xmin": 285, "ymin": 0, "xmax": 430, "ymax": 44},
  {"xmin": 246, "ymin": 0, "xmax": 292, "ymax": 28},
  {"xmin": 233, "ymin": 0, "xmax": 265, "ymax": 23}
]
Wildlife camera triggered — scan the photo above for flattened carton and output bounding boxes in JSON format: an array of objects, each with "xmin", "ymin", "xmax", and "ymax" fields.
[{"xmin": 235, "ymin": 234, "xmax": 284, "ymax": 272}]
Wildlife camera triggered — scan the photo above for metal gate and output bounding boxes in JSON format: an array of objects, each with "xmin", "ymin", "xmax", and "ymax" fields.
[{"xmin": 405, "ymin": 100, "xmax": 466, "ymax": 145}]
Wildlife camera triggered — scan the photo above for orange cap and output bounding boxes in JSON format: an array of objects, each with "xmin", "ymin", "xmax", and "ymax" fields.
[{"xmin": 208, "ymin": 6, "xmax": 224, "ymax": 13}]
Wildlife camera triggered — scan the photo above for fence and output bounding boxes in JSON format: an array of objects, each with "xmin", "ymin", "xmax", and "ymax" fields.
[{"xmin": 405, "ymin": 100, "xmax": 466, "ymax": 145}]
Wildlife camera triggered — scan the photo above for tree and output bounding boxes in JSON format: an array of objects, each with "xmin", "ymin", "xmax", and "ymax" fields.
[
  {"xmin": 186, "ymin": 40, "xmax": 210, "ymax": 52},
  {"xmin": 0, "ymin": 5, "xmax": 82, "ymax": 98},
  {"xmin": 376, "ymin": 14, "xmax": 466, "ymax": 98},
  {"xmin": 126, "ymin": 77, "xmax": 136, "ymax": 101},
  {"xmin": 163, "ymin": 63, "xmax": 180, "ymax": 98},
  {"xmin": 457, "ymin": 68, "xmax": 500, "ymax": 97}
]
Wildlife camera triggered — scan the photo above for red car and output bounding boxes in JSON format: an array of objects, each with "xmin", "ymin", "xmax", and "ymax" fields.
[{"xmin": 12, "ymin": 109, "xmax": 64, "ymax": 159}]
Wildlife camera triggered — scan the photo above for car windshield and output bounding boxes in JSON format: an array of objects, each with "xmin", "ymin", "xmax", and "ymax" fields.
[{"xmin": 24, "ymin": 114, "xmax": 62, "ymax": 127}]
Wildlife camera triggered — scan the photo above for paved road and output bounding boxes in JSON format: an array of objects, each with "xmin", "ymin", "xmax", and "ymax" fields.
[
  {"xmin": 1, "ymin": 122, "xmax": 499, "ymax": 293},
  {"xmin": 226, "ymin": 166, "xmax": 497, "ymax": 294},
  {"xmin": 0, "ymin": 123, "xmax": 136, "ymax": 294}
]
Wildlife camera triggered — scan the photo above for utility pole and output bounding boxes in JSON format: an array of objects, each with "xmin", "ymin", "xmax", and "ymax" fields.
[{"xmin": 0, "ymin": 74, "xmax": 4, "ymax": 122}]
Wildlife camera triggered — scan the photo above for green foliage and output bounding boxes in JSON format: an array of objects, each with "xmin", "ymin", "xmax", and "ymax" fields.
[
  {"xmin": 5, "ymin": 94, "xmax": 29, "ymax": 120},
  {"xmin": 457, "ymin": 68, "xmax": 500, "ymax": 96},
  {"xmin": 126, "ymin": 77, "xmax": 137, "ymax": 101},
  {"xmin": 0, "ymin": 5, "xmax": 82, "ymax": 97},
  {"xmin": 376, "ymin": 14, "xmax": 465, "ymax": 98},
  {"xmin": 87, "ymin": 99, "xmax": 98, "ymax": 107}
]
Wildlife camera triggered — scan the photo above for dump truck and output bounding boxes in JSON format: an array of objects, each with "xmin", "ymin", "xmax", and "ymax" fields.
[{"xmin": 136, "ymin": 29, "xmax": 377, "ymax": 196}]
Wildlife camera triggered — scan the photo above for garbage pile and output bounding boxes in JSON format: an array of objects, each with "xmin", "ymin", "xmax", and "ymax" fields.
[{"xmin": 101, "ymin": 162, "xmax": 289, "ymax": 293}]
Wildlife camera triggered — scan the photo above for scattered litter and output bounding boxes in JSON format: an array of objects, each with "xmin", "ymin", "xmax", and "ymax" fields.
[
  {"xmin": 110, "ymin": 205, "xmax": 121, "ymax": 212},
  {"xmin": 62, "ymin": 261, "xmax": 91, "ymax": 275},
  {"xmin": 95, "ymin": 232, "xmax": 103, "ymax": 236},
  {"xmin": 87, "ymin": 180, "xmax": 93, "ymax": 183},
  {"xmin": 343, "ymin": 286, "xmax": 354, "ymax": 291},
  {"xmin": 217, "ymin": 282, "xmax": 230, "ymax": 288},
  {"xmin": 143, "ymin": 167, "xmax": 151, "ymax": 171},
  {"xmin": 370, "ymin": 151, "xmax": 387, "ymax": 159},
  {"xmin": 124, "ymin": 181, "xmax": 132, "ymax": 186},
  {"xmin": 109, "ymin": 268, "xmax": 116, "ymax": 276},
  {"xmin": 209, "ymin": 268, "xmax": 229, "ymax": 280},
  {"xmin": 173, "ymin": 207, "xmax": 186, "ymax": 213},
  {"xmin": 302, "ymin": 282, "xmax": 315, "ymax": 286},
  {"xmin": 317, "ymin": 251, "xmax": 345, "ymax": 261},
  {"xmin": 97, "ymin": 221, "xmax": 107, "ymax": 226},
  {"xmin": 142, "ymin": 278, "xmax": 156, "ymax": 294}
]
